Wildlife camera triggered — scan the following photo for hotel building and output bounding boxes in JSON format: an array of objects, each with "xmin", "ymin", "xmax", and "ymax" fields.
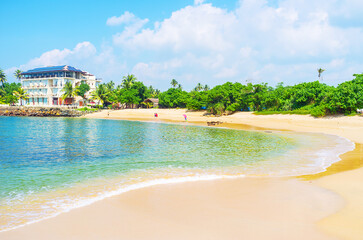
[{"xmin": 21, "ymin": 65, "xmax": 101, "ymax": 106}]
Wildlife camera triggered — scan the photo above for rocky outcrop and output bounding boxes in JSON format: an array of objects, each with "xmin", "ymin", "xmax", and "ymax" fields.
[{"xmin": 0, "ymin": 106, "xmax": 88, "ymax": 117}]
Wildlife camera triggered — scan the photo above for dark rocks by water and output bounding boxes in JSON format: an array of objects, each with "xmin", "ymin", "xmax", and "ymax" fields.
[{"xmin": 0, "ymin": 106, "xmax": 86, "ymax": 117}]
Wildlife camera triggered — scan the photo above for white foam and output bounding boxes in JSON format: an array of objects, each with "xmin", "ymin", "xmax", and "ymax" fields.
[
  {"xmin": 1, "ymin": 132, "xmax": 356, "ymax": 233},
  {"xmin": 0, "ymin": 173, "xmax": 244, "ymax": 233}
]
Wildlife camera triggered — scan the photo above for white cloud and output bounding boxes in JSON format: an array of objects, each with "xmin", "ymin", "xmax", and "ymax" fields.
[
  {"xmin": 113, "ymin": 4, "xmax": 237, "ymax": 52},
  {"xmin": 20, "ymin": 42, "xmax": 96, "ymax": 69},
  {"xmin": 6, "ymin": 41, "xmax": 127, "ymax": 84},
  {"xmin": 9, "ymin": 0, "xmax": 363, "ymax": 88},
  {"xmin": 106, "ymin": 11, "xmax": 139, "ymax": 26},
  {"xmin": 109, "ymin": 0, "xmax": 363, "ymax": 89},
  {"xmin": 194, "ymin": 0, "xmax": 205, "ymax": 5}
]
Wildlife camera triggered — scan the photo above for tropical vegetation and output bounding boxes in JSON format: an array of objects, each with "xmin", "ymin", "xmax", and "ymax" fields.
[{"xmin": 0, "ymin": 67, "xmax": 362, "ymax": 117}]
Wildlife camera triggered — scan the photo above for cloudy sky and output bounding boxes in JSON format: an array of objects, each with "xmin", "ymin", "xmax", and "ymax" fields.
[{"xmin": 1, "ymin": 0, "xmax": 363, "ymax": 90}]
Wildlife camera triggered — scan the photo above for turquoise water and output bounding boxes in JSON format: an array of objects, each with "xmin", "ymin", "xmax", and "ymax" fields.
[{"xmin": 0, "ymin": 116, "xmax": 354, "ymax": 231}]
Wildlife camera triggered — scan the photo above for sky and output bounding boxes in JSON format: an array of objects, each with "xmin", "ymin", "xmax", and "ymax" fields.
[{"xmin": 1, "ymin": 0, "xmax": 363, "ymax": 90}]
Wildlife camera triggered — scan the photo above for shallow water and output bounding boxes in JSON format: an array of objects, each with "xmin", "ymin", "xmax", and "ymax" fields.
[{"xmin": 0, "ymin": 117, "xmax": 354, "ymax": 231}]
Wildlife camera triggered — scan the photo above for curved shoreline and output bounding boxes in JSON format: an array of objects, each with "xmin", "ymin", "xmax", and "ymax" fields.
[
  {"xmin": 84, "ymin": 109, "xmax": 363, "ymax": 239},
  {"xmin": 1, "ymin": 109, "xmax": 362, "ymax": 239}
]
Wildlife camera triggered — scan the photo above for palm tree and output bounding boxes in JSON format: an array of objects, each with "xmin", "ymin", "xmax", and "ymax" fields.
[
  {"xmin": 91, "ymin": 84, "xmax": 109, "ymax": 107},
  {"xmin": 61, "ymin": 81, "xmax": 76, "ymax": 105},
  {"xmin": 13, "ymin": 88, "xmax": 29, "ymax": 106},
  {"xmin": 122, "ymin": 74, "xmax": 137, "ymax": 89},
  {"xmin": 14, "ymin": 69, "xmax": 22, "ymax": 81},
  {"xmin": 149, "ymin": 85, "xmax": 158, "ymax": 97},
  {"xmin": 194, "ymin": 83, "xmax": 203, "ymax": 92},
  {"xmin": 0, "ymin": 69, "xmax": 7, "ymax": 89},
  {"xmin": 177, "ymin": 84, "xmax": 183, "ymax": 90},
  {"xmin": 203, "ymin": 84, "xmax": 210, "ymax": 91},
  {"xmin": 318, "ymin": 68, "xmax": 325, "ymax": 81},
  {"xmin": 170, "ymin": 79, "xmax": 178, "ymax": 88},
  {"xmin": 106, "ymin": 81, "xmax": 115, "ymax": 91}
]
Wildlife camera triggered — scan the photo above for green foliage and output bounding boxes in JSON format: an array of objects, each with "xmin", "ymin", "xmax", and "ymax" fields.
[
  {"xmin": 75, "ymin": 82, "xmax": 90, "ymax": 100},
  {"xmin": 122, "ymin": 74, "xmax": 136, "ymax": 89},
  {"xmin": 187, "ymin": 91, "xmax": 208, "ymax": 110},
  {"xmin": 14, "ymin": 69, "xmax": 22, "ymax": 81},
  {"xmin": 0, "ymin": 69, "xmax": 7, "ymax": 88},
  {"xmin": 77, "ymin": 107, "xmax": 98, "ymax": 112},
  {"xmin": 42, "ymin": 71, "xmax": 363, "ymax": 117},
  {"xmin": 159, "ymin": 88, "xmax": 189, "ymax": 108},
  {"xmin": 0, "ymin": 82, "xmax": 22, "ymax": 105},
  {"xmin": 62, "ymin": 81, "xmax": 76, "ymax": 100},
  {"xmin": 90, "ymin": 84, "xmax": 109, "ymax": 107},
  {"xmin": 170, "ymin": 79, "xmax": 178, "ymax": 88}
]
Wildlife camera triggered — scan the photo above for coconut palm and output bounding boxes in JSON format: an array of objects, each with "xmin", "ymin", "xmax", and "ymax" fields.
[
  {"xmin": 203, "ymin": 84, "xmax": 210, "ymax": 91},
  {"xmin": 318, "ymin": 68, "xmax": 325, "ymax": 80},
  {"xmin": 170, "ymin": 79, "xmax": 178, "ymax": 88},
  {"xmin": 194, "ymin": 83, "xmax": 203, "ymax": 92},
  {"xmin": 13, "ymin": 88, "xmax": 29, "ymax": 106},
  {"xmin": 122, "ymin": 74, "xmax": 137, "ymax": 89},
  {"xmin": 14, "ymin": 69, "xmax": 22, "ymax": 81},
  {"xmin": 177, "ymin": 84, "xmax": 183, "ymax": 90},
  {"xmin": 106, "ymin": 81, "xmax": 115, "ymax": 91},
  {"xmin": 0, "ymin": 69, "xmax": 6, "ymax": 89},
  {"xmin": 91, "ymin": 84, "xmax": 109, "ymax": 107},
  {"xmin": 61, "ymin": 81, "xmax": 76, "ymax": 105},
  {"xmin": 149, "ymin": 85, "xmax": 158, "ymax": 98}
]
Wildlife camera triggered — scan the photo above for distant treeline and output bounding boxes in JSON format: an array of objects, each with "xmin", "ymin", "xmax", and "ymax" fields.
[
  {"xmin": 158, "ymin": 74, "xmax": 363, "ymax": 117},
  {"xmin": 1, "ymin": 68, "xmax": 362, "ymax": 117}
]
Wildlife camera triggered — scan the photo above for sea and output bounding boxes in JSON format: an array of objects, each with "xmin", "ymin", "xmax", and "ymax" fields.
[{"xmin": 0, "ymin": 116, "xmax": 354, "ymax": 231}]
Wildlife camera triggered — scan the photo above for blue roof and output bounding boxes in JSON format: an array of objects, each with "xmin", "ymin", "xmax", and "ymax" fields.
[{"xmin": 22, "ymin": 65, "xmax": 83, "ymax": 74}]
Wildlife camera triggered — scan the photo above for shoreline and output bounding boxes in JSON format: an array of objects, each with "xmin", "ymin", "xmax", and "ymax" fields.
[{"xmin": 1, "ymin": 109, "xmax": 363, "ymax": 239}]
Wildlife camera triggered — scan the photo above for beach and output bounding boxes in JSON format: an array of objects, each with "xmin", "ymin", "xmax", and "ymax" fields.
[{"xmin": 1, "ymin": 109, "xmax": 363, "ymax": 240}]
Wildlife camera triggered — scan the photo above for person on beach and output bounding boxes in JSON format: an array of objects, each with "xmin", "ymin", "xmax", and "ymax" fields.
[
  {"xmin": 183, "ymin": 114, "xmax": 187, "ymax": 121},
  {"xmin": 154, "ymin": 113, "xmax": 158, "ymax": 117}
]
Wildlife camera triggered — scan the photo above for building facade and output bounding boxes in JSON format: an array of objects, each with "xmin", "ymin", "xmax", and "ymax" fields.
[{"xmin": 21, "ymin": 65, "xmax": 101, "ymax": 106}]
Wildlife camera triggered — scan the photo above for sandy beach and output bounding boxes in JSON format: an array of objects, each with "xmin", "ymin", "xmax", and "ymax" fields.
[{"xmin": 1, "ymin": 109, "xmax": 363, "ymax": 240}]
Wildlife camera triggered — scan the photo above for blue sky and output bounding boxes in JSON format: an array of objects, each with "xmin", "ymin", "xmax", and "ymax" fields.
[{"xmin": 1, "ymin": 0, "xmax": 363, "ymax": 90}]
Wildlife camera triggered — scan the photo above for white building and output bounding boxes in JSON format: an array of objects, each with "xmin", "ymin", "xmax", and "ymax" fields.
[{"xmin": 21, "ymin": 65, "xmax": 101, "ymax": 106}]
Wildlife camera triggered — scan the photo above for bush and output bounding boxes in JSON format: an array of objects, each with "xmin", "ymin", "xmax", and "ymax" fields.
[{"xmin": 310, "ymin": 105, "xmax": 327, "ymax": 117}]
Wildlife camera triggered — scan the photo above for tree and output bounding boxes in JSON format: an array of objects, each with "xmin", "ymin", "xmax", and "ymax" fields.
[
  {"xmin": 13, "ymin": 88, "xmax": 29, "ymax": 105},
  {"xmin": 118, "ymin": 88, "xmax": 140, "ymax": 108},
  {"xmin": 106, "ymin": 81, "xmax": 115, "ymax": 91},
  {"xmin": 194, "ymin": 83, "xmax": 203, "ymax": 92},
  {"xmin": 318, "ymin": 68, "xmax": 325, "ymax": 80},
  {"xmin": 14, "ymin": 69, "xmax": 22, "ymax": 81},
  {"xmin": 203, "ymin": 85, "xmax": 210, "ymax": 91},
  {"xmin": 177, "ymin": 84, "xmax": 182, "ymax": 90},
  {"xmin": 61, "ymin": 81, "xmax": 76, "ymax": 104},
  {"xmin": 91, "ymin": 84, "xmax": 109, "ymax": 107},
  {"xmin": 131, "ymin": 81, "xmax": 149, "ymax": 103},
  {"xmin": 122, "ymin": 74, "xmax": 137, "ymax": 89},
  {"xmin": 0, "ymin": 69, "xmax": 7, "ymax": 89},
  {"xmin": 75, "ymin": 82, "xmax": 90, "ymax": 104},
  {"xmin": 0, "ymin": 82, "xmax": 21, "ymax": 105},
  {"xmin": 159, "ymin": 88, "xmax": 189, "ymax": 108},
  {"xmin": 148, "ymin": 86, "xmax": 159, "ymax": 98},
  {"xmin": 170, "ymin": 79, "xmax": 178, "ymax": 88}
]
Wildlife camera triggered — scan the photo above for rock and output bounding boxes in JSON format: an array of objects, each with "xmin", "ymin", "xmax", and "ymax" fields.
[{"xmin": 0, "ymin": 106, "xmax": 86, "ymax": 117}]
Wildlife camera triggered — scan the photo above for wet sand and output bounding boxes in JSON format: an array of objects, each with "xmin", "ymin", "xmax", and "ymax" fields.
[{"xmin": 1, "ymin": 109, "xmax": 362, "ymax": 239}]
